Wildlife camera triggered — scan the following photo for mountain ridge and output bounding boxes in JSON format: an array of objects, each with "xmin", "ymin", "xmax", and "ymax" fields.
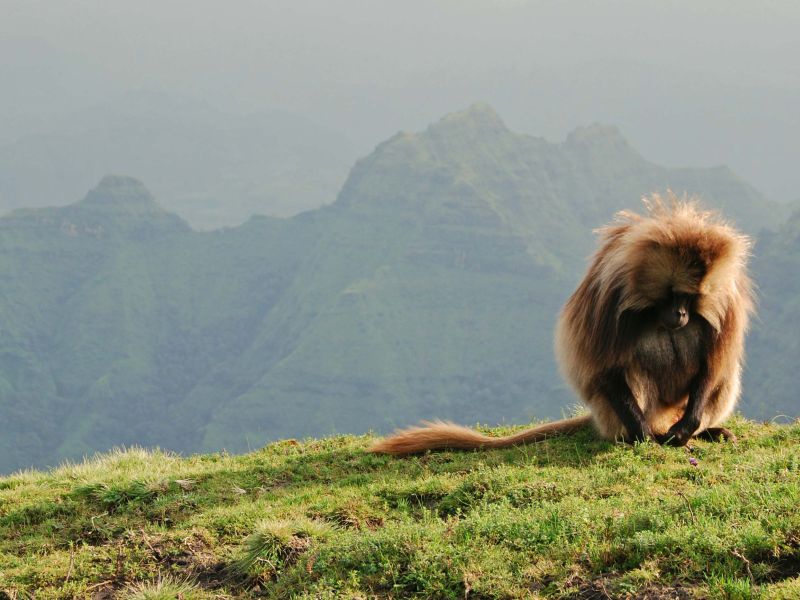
[{"xmin": 1, "ymin": 174, "xmax": 189, "ymax": 239}]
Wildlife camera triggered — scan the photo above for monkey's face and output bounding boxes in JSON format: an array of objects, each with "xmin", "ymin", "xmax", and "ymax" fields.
[
  {"xmin": 657, "ymin": 292, "xmax": 692, "ymax": 330},
  {"xmin": 618, "ymin": 245, "xmax": 706, "ymax": 332}
]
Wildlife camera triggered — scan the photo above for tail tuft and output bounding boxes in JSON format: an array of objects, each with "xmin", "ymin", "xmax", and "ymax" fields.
[
  {"xmin": 369, "ymin": 420, "xmax": 492, "ymax": 455},
  {"xmin": 369, "ymin": 415, "xmax": 592, "ymax": 455}
]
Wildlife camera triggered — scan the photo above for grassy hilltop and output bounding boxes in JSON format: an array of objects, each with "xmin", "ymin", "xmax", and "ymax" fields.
[{"xmin": 2, "ymin": 418, "xmax": 800, "ymax": 599}]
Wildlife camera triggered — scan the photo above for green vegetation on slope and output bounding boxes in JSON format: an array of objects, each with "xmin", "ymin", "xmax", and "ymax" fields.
[
  {"xmin": 1, "ymin": 419, "xmax": 800, "ymax": 598},
  {"xmin": 746, "ymin": 207, "xmax": 800, "ymax": 419}
]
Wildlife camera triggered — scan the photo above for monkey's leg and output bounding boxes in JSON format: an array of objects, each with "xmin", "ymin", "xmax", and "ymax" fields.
[
  {"xmin": 697, "ymin": 427, "xmax": 737, "ymax": 443},
  {"xmin": 660, "ymin": 367, "xmax": 711, "ymax": 447},
  {"xmin": 594, "ymin": 368, "xmax": 653, "ymax": 442}
]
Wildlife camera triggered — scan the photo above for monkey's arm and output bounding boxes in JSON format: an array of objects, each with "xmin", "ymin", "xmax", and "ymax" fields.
[
  {"xmin": 594, "ymin": 368, "xmax": 653, "ymax": 442},
  {"xmin": 658, "ymin": 365, "xmax": 712, "ymax": 447}
]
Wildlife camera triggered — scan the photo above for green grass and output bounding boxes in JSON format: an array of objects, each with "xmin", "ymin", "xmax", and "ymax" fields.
[{"xmin": 2, "ymin": 417, "xmax": 800, "ymax": 598}]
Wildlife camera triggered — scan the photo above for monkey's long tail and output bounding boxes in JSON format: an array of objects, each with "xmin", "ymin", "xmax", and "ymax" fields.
[{"xmin": 369, "ymin": 415, "xmax": 592, "ymax": 455}]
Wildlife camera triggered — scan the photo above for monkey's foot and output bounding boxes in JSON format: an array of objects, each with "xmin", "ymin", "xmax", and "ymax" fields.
[
  {"xmin": 655, "ymin": 427, "xmax": 693, "ymax": 447},
  {"xmin": 697, "ymin": 427, "xmax": 737, "ymax": 443},
  {"xmin": 655, "ymin": 432, "xmax": 691, "ymax": 447}
]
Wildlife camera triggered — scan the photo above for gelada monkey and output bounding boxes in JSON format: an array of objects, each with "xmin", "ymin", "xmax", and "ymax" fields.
[{"xmin": 371, "ymin": 193, "xmax": 754, "ymax": 454}]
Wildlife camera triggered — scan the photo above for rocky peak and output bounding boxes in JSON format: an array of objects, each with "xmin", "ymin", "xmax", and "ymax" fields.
[
  {"xmin": 426, "ymin": 103, "xmax": 509, "ymax": 139},
  {"xmin": 64, "ymin": 175, "xmax": 189, "ymax": 237},
  {"xmin": 563, "ymin": 123, "xmax": 644, "ymax": 162},
  {"xmin": 78, "ymin": 175, "xmax": 160, "ymax": 210}
]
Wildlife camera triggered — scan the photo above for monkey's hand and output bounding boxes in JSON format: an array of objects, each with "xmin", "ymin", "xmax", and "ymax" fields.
[{"xmin": 657, "ymin": 418, "xmax": 700, "ymax": 447}]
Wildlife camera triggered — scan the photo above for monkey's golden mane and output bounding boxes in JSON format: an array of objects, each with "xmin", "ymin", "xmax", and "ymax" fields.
[{"xmin": 587, "ymin": 195, "xmax": 752, "ymax": 332}]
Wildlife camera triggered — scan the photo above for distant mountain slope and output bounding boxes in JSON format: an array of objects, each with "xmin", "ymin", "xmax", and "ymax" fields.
[
  {"xmin": 745, "ymin": 207, "xmax": 800, "ymax": 419},
  {"xmin": 0, "ymin": 105, "xmax": 791, "ymax": 473},
  {"xmin": 0, "ymin": 91, "xmax": 358, "ymax": 229}
]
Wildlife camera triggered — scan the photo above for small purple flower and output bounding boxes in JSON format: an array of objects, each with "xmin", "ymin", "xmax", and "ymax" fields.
[{"xmin": 689, "ymin": 457, "xmax": 699, "ymax": 467}]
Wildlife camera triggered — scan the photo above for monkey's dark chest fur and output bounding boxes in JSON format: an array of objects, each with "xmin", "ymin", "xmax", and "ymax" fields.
[{"xmin": 632, "ymin": 321, "xmax": 704, "ymax": 404}]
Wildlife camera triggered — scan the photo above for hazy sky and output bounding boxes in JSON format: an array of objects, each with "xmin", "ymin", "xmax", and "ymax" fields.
[{"xmin": 2, "ymin": 0, "xmax": 799, "ymax": 201}]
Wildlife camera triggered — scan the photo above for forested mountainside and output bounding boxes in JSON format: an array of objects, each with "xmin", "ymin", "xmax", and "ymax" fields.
[{"xmin": 0, "ymin": 104, "xmax": 793, "ymax": 473}]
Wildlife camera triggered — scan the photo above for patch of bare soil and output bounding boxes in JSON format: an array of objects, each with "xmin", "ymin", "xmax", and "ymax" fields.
[
  {"xmin": 566, "ymin": 576, "xmax": 692, "ymax": 600},
  {"xmin": 135, "ymin": 528, "xmax": 228, "ymax": 587}
]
